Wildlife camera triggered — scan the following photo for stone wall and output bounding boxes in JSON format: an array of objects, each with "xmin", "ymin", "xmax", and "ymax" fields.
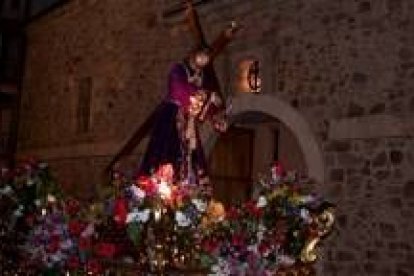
[{"xmin": 18, "ymin": 0, "xmax": 414, "ymax": 274}]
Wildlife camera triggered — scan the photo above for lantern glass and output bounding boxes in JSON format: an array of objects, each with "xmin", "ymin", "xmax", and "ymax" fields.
[{"xmin": 236, "ymin": 59, "xmax": 262, "ymax": 93}]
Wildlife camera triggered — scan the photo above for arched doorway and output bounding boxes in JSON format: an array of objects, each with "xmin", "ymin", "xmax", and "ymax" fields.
[{"xmin": 205, "ymin": 94, "xmax": 325, "ymax": 204}]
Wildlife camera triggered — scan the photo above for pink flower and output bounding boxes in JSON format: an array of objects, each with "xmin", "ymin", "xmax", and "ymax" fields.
[{"xmin": 155, "ymin": 163, "xmax": 174, "ymax": 182}]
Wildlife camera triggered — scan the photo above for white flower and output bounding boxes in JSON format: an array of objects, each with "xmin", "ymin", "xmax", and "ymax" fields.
[
  {"xmin": 60, "ymin": 239, "xmax": 73, "ymax": 250},
  {"xmin": 247, "ymin": 244, "xmax": 258, "ymax": 254},
  {"xmin": 277, "ymin": 254, "xmax": 296, "ymax": 266},
  {"xmin": 191, "ymin": 198, "xmax": 207, "ymax": 212},
  {"xmin": 27, "ymin": 179, "xmax": 35, "ymax": 186},
  {"xmin": 158, "ymin": 181, "xmax": 171, "ymax": 199},
  {"xmin": 47, "ymin": 194, "xmax": 56, "ymax": 203},
  {"xmin": 126, "ymin": 209, "xmax": 150, "ymax": 223},
  {"xmin": 256, "ymin": 196, "xmax": 268, "ymax": 208},
  {"xmin": 299, "ymin": 195, "xmax": 317, "ymax": 204},
  {"xmin": 38, "ymin": 162, "xmax": 48, "ymax": 169},
  {"xmin": 138, "ymin": 209, "xmax": 151, "ymax": 223},
  {"xmin": 0, "ymin": 185, "xmax": 12, "ymax": 195},
  {"xmin": 175, "ymin": 211, "xmax": 191, "ymax": 227},
  {"xmin": 13, "ymin": 205, "xmax": 24, "ymax": 217},
  {"xmin": 130, "ymin": 185, "xmax": 146, "ymax": 201},
  {"xmin": 300, "ymin": 208, "xmax": 313, "ymax": 224},
  {"xmin": 209, "ymin": 258, "xmax": 231, "ymax": 276},
  {"xmin": 50, "ymin": 251, "xmax": 64, "ymax": 263},
  {"xmin": 257, "ymin": 224, "xmax": 266, "ymax": 241}
]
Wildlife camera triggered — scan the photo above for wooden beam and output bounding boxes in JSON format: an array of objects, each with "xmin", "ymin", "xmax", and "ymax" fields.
[
  {"xmin": 163, "ymin": 0, "xmax": 216, "ymax": 18},
  {"xmin": 26, "ymin": 0, "xmax": 69, "ymax": 24}
]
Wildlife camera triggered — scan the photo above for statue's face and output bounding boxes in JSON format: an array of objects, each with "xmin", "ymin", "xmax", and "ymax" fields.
[{"xmin": 194, "ymin": 50, "xmax": 210, "ymax": 69}]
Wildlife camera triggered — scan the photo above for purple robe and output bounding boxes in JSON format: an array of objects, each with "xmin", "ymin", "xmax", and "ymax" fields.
[{"xmin": 137, "ymin": 62, "xmax": 217, "ymax": 185}]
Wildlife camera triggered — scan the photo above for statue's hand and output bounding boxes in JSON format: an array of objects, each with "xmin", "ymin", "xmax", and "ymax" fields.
[
  {"xmin": 210, "ymin": 91, "xmax": 223, "ymax": 107},
  {"xmin": 189, "ymin": 90, "xmax": 207, "ymax": 116}
]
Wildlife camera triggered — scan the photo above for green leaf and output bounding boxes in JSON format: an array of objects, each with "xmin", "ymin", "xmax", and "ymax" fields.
[
  {"xmin": 199, "ymin": 253, "xmax": 216, "ymax": 268},
  {"xmin": 127, "ymin": 222, "xmax": 142, "ymax": 246}
]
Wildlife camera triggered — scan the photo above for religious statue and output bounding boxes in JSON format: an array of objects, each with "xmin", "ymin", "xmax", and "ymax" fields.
[{"xmin": 106, "ymin": 1, "xmax": 240, "ymax": 192}]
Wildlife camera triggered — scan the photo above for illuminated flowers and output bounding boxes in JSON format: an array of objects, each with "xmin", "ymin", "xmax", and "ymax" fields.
[
  {"xmin": 256, "ymin": 196, "xmax": 267, "ymax": 208},
  {"xmin": 126, "ymin": 208, "xmax": 151, "ymax": 223},
  {"xmin": 155, "ymin": 163, "xmax": 174, "ymax": 183},
  {"xmin": 158, "ymin": 181, "xmax": 172, "ymax": 199},
  {"xmin": 129, "ymin": 185, "xmax": 146, "ymax": 201},
  {"xmin": 191, "ymin": 198, "xmax": 207, "ymax": 213},
  {"xmin": 175, "ymin": 211, "xmax": 191, "ymax": 227}
]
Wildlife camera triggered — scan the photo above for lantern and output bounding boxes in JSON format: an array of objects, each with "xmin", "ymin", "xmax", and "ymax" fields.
[{"xmin": 247, "ymin": 60, "xmax": 261, "ymax": 93}]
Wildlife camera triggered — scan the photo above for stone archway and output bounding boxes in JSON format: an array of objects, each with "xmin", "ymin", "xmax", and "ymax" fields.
[{"xmin": 204, "ymin": 94, "xmax": 325, "ymax": 184}]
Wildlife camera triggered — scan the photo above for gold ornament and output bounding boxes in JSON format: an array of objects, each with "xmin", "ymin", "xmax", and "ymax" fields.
[{"xmin": 300, "ymin": 206, "xmax": 335, "ymax": 263}]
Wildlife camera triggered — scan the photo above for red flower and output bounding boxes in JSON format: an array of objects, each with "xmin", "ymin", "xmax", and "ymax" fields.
[
  {"xmin": 78, "ymin": 237, "xmax": 92, "ymax": 251},
  {"xmin": 95, "ymin": 242, "xmax": 117, "ymax": 258},
  {"xmin": 137, "ymin": 176, "xmax": 157, "ymax": 196},
  {"xmin": 68, "ymin": 220, "xmax": 86, "ymax": 237},
  {"xmin": 65, "ymin": 198, "xmax": 80, "ymax": 216},
  {"xmin": 25, "ymin": 214, "xmax": 35, "ymax": 226},
  {"xmin": 245, "ymin": 201, "xmax": 263, "ymax": 218},
  {"xmin": 46, "ymin": 236, "xmax": 60, "ymax": 253},
  {"xmin": 258, "ymin": 242, "xmax": 270, "ymax": 255},
  {"xmin": 226, "ymin": 207, "xmax": 240, "ymax": 220},
  {"xmin": 274, "ymin": 233, "xmax": 286, "ymax": 245},
  {"xmin": 67, "ymin": 256, "xmax": 80, "ymax": 270},
  {"xmin": 86, "ymin": 259, "xmax": 102, "ymax": 275},
  {"xmin": 202, "ymin": 239, "xmax": 219, "ymax": 254},
  {"xmin": 113, "ymin": 197, "xmax": 128, "ymax": 226},
  {"xmin": 231, "ymin": 233, "xmax": 245, "ymax": 247}
]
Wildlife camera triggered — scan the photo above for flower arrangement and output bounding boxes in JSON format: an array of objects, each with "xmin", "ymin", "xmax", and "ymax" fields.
[
  {"xmin": 0, "ymin": 160, "xmax": 335, "ymax": 275},
  {"xmin": 198, "ymin": 163, "xmax": 335, "ymax": 275}
]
